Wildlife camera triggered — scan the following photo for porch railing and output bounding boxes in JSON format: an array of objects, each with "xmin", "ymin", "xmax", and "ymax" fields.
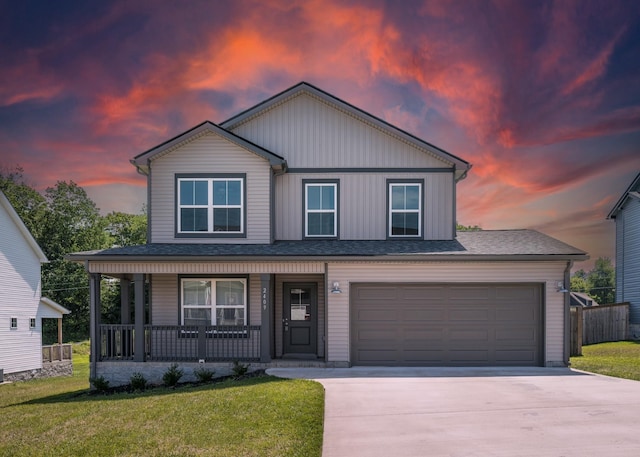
[
  {"xmin": 42, "ymin": 344, "xmax": 72, "ymax": 362},
  {"xmin": 99, "ymin": 324, "xmax": 261, "ymax": 362}
]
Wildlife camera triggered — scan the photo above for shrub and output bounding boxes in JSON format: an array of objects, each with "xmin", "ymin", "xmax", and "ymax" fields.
[
  {"xmin": 232, "ymin": 361, "xmax": 249, "ymax": 378},
  {"xmin": 162, "ymin": 363, "xmax": 184, "ymax": 387},
  {"xmin": 130, "ymin": 372, "xmax": 148, "ymax": 391},
  {"xmin": 90, "ymin": 376, "xmax": 110, "ymax": 393},
  {"xmin": 193, "ymin": 366, "xmax": 215, "ymax": 383}
]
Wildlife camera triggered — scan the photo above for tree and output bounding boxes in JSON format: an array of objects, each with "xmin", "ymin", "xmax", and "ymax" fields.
[
  {"xmin": 570, "ymin": 258, "xmax": 616, "ymax": 305},
  {"xmin": 456, "ymin": 222, "xmax": 482, "ymax": 231},
  {"xmin": 588, "ymin": 257, "xmax": 615, "ymax": 305},
  {"xmin": 0, "ymin": 165, "xmax": 47, "ymax": 240},
  {"xmin": 40, "ymin": 181, "xmax": 110, "ymax": 341},
  {"xmin": 104, "ymin": 209, "xmax": 147, "ymax": 247}
]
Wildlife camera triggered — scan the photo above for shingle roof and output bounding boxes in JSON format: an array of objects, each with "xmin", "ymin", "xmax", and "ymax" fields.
[{"xmin": 68, "ymin": 230, "xmax": 587, "ymax": 261}]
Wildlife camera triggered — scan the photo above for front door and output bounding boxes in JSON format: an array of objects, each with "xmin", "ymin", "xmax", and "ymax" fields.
[{"xmin": 283, "ymin": 283, "xmax": 317, "ymax": 355}]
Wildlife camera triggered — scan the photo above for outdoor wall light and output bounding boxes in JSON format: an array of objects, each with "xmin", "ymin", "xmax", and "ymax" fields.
[
  {"xmin": 331, "ymin": 282, "xmax": 342, "ymax": 294},
  {"xmin": 557, "ymin": 281, "xmax": 568, "ymax": 293}
]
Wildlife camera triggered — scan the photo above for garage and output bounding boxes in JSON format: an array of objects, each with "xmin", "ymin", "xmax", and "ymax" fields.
[{"xmin": 351, "ymin": 283, "xmax": 543, "ymax": 366}]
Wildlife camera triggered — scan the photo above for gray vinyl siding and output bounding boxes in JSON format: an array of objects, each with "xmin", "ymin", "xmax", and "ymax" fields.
[
  {"xmin": 275, "ymin": 172, "xmax": 454, "ymax": 240},
  {"xmin": 230, "ymin": 92, "xmax": 452, "ymax": 169},
  {"xmin": 0, "ymin": 202, "xmax": 43, "ymax": 374},
  {"xmin": 616, "ymin": 197, "xmax": 640, "ymax": 323},
  {"xmin": 325, "ymin": 261, "xmax": 567, "ymax": 366},
  {"xmin": 149, "ymin": 132, "xmax": 271, "ymax": 244}
]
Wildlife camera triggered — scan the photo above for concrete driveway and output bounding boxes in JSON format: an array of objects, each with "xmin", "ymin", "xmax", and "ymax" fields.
[{"xmin": 267, "ymin": 367, "xmax": 640, "ymax": 457}]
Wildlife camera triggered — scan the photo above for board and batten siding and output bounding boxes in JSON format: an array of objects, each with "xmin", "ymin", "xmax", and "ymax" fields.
[
  {"xmin": 151, "ymin": 274, "xmax": 261, "ymax": 326},
  {"xmin": 230, "ymin": 92, "xmax": 453, "ymax": 169},
  {"xmin": 275, "ymin": 172, "xmax": 454, "ymax": 240},
  {"xmin": 149, "ymin": 132, "xmax": 272, "ymax": 244},
  {"xmin": 616, "ymin": 197, "xmax": 640, "ymax": 324},
  {"xmin": 0, "ymin": 204, "xmax": 43, "ymax": 374},
  {"xmin": 325, "ymin": 261, "xmax": 569, "ymax": 366}
]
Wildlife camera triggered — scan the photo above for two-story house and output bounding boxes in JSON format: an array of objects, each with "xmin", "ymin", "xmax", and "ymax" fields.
[
  {"xmin": 1, "ymin": 190, "xmax": 71, "ymax": 382},
  {"xmin": 69, "ymin": 83, "xmax": 587, "ymax": 386},
  {"xmin": 608, "ymin": 172, "xmax": 640, "ymax": 339}
]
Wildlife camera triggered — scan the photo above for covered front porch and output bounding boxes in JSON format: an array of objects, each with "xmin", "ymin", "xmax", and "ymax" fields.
[{"xmin": 86, "ymin": 260, "xmax": 330, "ymax": 383}]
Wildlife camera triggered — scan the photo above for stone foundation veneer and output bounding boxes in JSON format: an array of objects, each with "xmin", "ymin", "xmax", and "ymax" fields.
[
  {"xmin": 96, "ymin": 360, "xmax": 348, "ymax": 387},
  {"xmin": 3, "ymin": 360, "xmax": 73, "ymax": 383}
]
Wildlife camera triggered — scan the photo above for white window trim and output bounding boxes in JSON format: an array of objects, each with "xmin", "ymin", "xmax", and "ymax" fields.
[
  {"xmin": 177, "ymin": 177, "xmax": 244, "ymax": 234},
  {"xmin": 305, "ymin": 182, "xmax": 338, "ymax": 238},
  {"xmin": 388, "ymin": 182, "xmax": 422, "ymax": 238},
  {"xmin": 10, "ymin": 317, "xmax": 17, "ymax": 329},
  {"xmin": 180, "ymin": 278, "xmax": 247, "ymax": 326}
]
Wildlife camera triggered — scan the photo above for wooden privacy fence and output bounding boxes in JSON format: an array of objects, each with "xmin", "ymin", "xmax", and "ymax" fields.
[{"xmin": 570, "ymin": 302, "xmax": 629, "ymax": 356}]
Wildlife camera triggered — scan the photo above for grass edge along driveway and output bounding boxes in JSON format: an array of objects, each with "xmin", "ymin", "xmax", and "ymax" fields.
[
  {"xmin": 570, "ymin": 340, "xmax": 640, "ymax": 381},
  {"xmin": 0, "ymin": 344, "xmax": 324, "ymax": 457}
]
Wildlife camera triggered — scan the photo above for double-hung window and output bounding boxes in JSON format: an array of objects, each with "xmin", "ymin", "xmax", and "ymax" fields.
[
  {"xmin": 304, "ymin": 181, "xmax": 338, "ymax": 238},
  {"xmin": 388, "ymin": 181, "xmax": 422, "ymax": 237},
  {"xmin": 181, "ymin": 278, "xmax": 247, "ymax": 326},
  {"xmin": 177, "ymin": 175, "xmax": 245, "ymax": 236}
]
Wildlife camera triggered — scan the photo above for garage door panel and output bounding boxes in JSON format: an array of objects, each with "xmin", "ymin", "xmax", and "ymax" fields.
[
  {"xmin": 403, "ymin": 309, "xmax": 446, "ymax": 321},
  {"xmin": 357, "ymin": 309, "xmax": 398, "ymax": 321},
  {"xmin": 450, "ymin": 308, "xmax": 491, "ymax": 321},
  {"xmin": 401, "ymin": 287, "xmax": 446, "ymax": 300},
  {"xmin": 351, "ymin": 283, "xmax": 542, "ymax": 367},
  {"xmin": 448, "ymin": 286, "xmax": 491, "ymax": 300}
]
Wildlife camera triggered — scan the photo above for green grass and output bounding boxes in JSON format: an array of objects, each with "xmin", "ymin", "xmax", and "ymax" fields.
[
  {"xmin": 570, "ymin": 341, "xmax": 640, "ymax": 381},
  {"xmin": 0, "ymin": 343, "xmax": 324, "ymax": 457}
]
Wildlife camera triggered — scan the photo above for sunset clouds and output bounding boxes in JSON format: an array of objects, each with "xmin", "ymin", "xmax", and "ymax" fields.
[{"xmin": 1, "ymin": 0, "xmax": 639, "ymax": 267}]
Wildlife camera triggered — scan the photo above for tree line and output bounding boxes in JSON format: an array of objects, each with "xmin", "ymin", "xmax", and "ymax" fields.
[{"xmin": 1, "ymin": 166, "xmax": 146, "ymax": 342}]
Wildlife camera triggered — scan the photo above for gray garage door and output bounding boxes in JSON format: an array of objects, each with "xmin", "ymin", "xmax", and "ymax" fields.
[{"xmin": 351, "ymin": 283, "xmax": 542, "ymax": 366}]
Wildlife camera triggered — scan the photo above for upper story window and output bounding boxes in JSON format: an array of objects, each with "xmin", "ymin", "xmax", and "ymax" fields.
[
  {"xmin": 181, "ymin": 278, "xmax": 247, "ymax": 326},
  {"xmin": 10, "ymin": 317, "xmax": 17, "ymax": 329},
  {"xmin": 304, "ymin": 181, "xmax": 338, "ymax": 238},
  {"xmin": 177, "ymin": 174, "xmax": 245, "ymax": 237},
  {"xmin": 388, "ymin": 181, "xmax": 422, "ymax": 238}
]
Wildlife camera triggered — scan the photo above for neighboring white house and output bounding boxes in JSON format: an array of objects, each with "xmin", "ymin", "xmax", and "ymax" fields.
[
  {"xmin": 608, "ymin": 172, "xmax": 640, "ymax": 339},
  {"xmin": 0, "ymin": 190, "xmax": 70, "ymax": 382}
]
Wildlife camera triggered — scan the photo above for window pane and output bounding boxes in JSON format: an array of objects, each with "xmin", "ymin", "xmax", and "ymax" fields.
[
  {"xmin": 194, "ymin": 181, "xmax": 208, "ymax": 205},
  {"xmin": 391, "ymin": 185, "xmax": 406, "ymax": 210},
  {"xmin": 321, "ymin": 185, "xmax": 335, "ymax": 209},
  {"xmin": 227, "ymin": 180, "xmax": 241, "ymax": 205},
  {"xmin": 213, "ymin": 208, "xmax": 241, "ymax": 232},
  {"xmin": 307, "ymin": 185, "xmax": 321, "ymax": 210},
  {"xmin": 180, "ymin": 180, "xmax": 194, "ymax": 205},
  {"xmin": 391, "ymin": 213, "xmax": 419, "ymax": 236},
  {"xmin": 184, "ymin": 308, "xmax": 211, "ymax": 326},
  {"xmin": 308, "ymin": 213, "xmax": 335, "ymax": 236},
  {"xmin": 213, "ymin": 181, "xmax": 227, "ymax": 205},
  {"xmin": 216, "ymin": 308, "xmax": 245, "ymax": 325},
  {"xmin": 404, "ymin": 213, "xmax": 419, "ymax": 235},
  {"xmin": 183, "ymin": 280, "xmax": 211, "ymax": 306},
  {"xmin": 405, "ymin": 185, "xmax": 420, "ymax": 210},
  {"xmin": 181, "ymin": 208, "xmax": 208, "ymax": 231},
  {"xmin": 216, "ymin": 281, "xmax": 245, "ymax": 306}
]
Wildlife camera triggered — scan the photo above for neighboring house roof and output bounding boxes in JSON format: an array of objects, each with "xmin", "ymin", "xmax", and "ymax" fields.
[
  {"xmin": 39, "ymin": 297, "xmax": 71, "ymax": 316},
  {"xmin": 570, "ymin": 292, "xmax": 599, "ymax": 307},
  {"xmin": 67, "ymin": 229, "xmax": 587, "ymax": 262},
  {"xmin": 608, "ymin": 171, "xmax": 640, "ymax": 219},
  {"xmin": 220, "ymin": 82, "xmax": 471, "ymax": 181},
  {"xmin": 130, "ymin": 120, "xmax": 288, "ymax": 175},
  {"xmin": 0, "ymin": 190, "xmax": 48, "ymax": 263}
]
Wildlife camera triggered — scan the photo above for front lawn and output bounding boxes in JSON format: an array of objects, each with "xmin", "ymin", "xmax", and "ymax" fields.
[
  {"xmin": 570, "ymin": 341, "xmax": 640, "ymax": 381},
  {"xmin": 0, "ymin": 344, "xmax": 324, "ymax": 457}
]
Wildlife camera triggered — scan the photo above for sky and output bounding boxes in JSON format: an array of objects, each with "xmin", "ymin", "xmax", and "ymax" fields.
[{"xmin": 1, "ymin": 0, "xmax": 639, "ymax": 270}]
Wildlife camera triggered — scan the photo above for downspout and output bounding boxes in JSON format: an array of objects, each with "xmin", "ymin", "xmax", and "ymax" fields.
[{"xmin": 563, "ymin": 261, "xmax": 573, "ymax": 366}]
